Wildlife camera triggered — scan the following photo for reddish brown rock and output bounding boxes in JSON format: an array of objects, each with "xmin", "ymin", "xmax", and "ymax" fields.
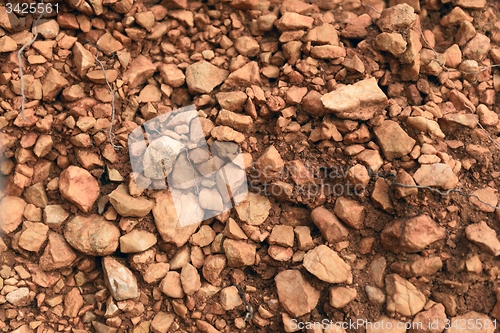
[
  {"xmin": 465, "ymin": 221, "xmax": 500, "ymax": 256},
  {"xmin": 0, "ymin": 196, "xmax": 27, "ymax": 234},
  {"xmin": 39, "ymin": 232, "xmax": 77, "ymax": 271},
  {"xmin": 274, "ymin": 269, "xmax": 320, "ymax": 317},
  {"xmin": 59, "ymin": 166, "xmax": 100, "ymax": 213},
  {"xmin": 311, "ymin": 206, "xmax": 349, "ymax": 243}
]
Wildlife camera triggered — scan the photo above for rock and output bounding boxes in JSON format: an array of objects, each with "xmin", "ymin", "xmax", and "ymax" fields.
[
  {"xmin": 43, "ymin": 205, "xmax": 69, "ymax": 228},
  {"xmin": 210, "ymin": 126, "xmax": 245, "ymax": 143},
  {"xmin": 152, "ymin": 191, "xmax": 200, "ymax": 247},
  {"xmin": 202, "ymin": 254, "xmax": 226, "ymax": 286},
  {"xmin": 92, "ymin": 322, "xmax": 118, "ymax": 333},
  {"xmin": 311, "ymin": 206, "xmax": 349, "ymax": 243},
  {"xmin": 373, "ymin": 120, "xmax": 415, "ymax": 160},
  {"xmin": 220, "ymin": 286, "xmax": 242, "ymax": 310},
  {"xmin": 24, "ymin": 182, "xmax": 49, "ymax": 208},
  {"xmin": 235, "ymin": 192, "xmax": 272, "ymax": 226},
  {"xmin": 6, "ymin": 287, "xmax": 30, "ymax": 306},
  {"xmin": 33, "ymin": 134, "xmax": 53, "ymax": 158},
  {"xmin": 408, "ymin": 303, "xmax": 446, "ymax": 333},
  {"xmin": 446, "ymin": 311, "xmax": 494, "ymax": 333},
  {"xmin": 223, "ymin": 239, "xmax": 256, "ymax": 267},
  {"xmin": 310, "ymin": 45, "xmax": 346, "ymax": 59},
  {"xmin": 143, "ymin": 262, "xmax": 169, "ymax": 284},
  {"xmin": 321, "ymin": 78, "xmax": 388, "ymax": 121},
  {"xmin": 477, "ymin": 104, "xmax": 499, "ymax": 126},
  {"xmin": 142, "ymin": 136, "xmax": 183, "ymax": 180},
  {"xmin": 11, "ymin": 75, "xmax": 43, "ymax": 100},
  {"xmin": 444, "ymin": 44, "xmax": 462, "ymax": 68},
  {"xmin": 0, "ymin": 36, "xmax": 17, "ymax": 52},
  {"xmin": 216, "ymin": 91, "xmax": 248, "ymax": 111},
  {"xmin": 376, "ymin": 4, "xmax": 417, "ymax": 32},
  {"xmin": 64, "ymin": 287, "xmax": 84, "ymax": 317},
  {"xmin": 334, "ymin": 197, "xmax": 365, "ymax": 229},
  {"xmin": 274, "ymin": 269, "xmax": 320, "ymax": 317},
  {"xmin": 123, "ymin": 55, "xmax": 157, "ymax": 89},
  {"xmin": 103, "ymin": 257, "xmax": 139, "ymax": 301},
  {"xmin": 381, "ymin": 215, "xmax": 446, "ymax": 253},
  {"xmin": 294, "ymin": 226, "xmax": 315, "ymax": 251},
  {"xmin": 407, "ymin": 116, "xmax": 445, "ymax": 139},
  {"xmin": 42, "ymin": 68, "xmax": 69, "ymax": 101},
  {"xmin": 159, "ymin": 271, "xmax": 185, "ymax": 298},
  {"xmin": 374, "ymin": 33, "xmax": 407, "ymax": 56},
  {"xmin": 234, "ymin": 36, "xmax": 260, "ymax": 57},
  {"xmin": 329, "ymin": 286, "xmax": 357, "ymax": 308},
  {"xmin": 108, "ymin": 184, "xmax": 154, "ymax": 217},
  {"xmin": 0, "ymin": 196, "xmax": 27, "ymax": 234},
  {"xmin": 59, "ymin": 166, "xmax": 100, "ymax": 213},
  {"xmin": 462, "ymin": 33, "xmax": 491, "ymax": 61},
  {"xmin": 158, "ymin": 63, "xmax": 185, "ymax": 88},
  {"xmin": 454, "ymin": 0, "xmax": 486, "ymax": 9},
  {"xmin": 224, "ymin": 61, "xmax": 261, "ymax": 88},
  {"xmin": 303, "ymin": 23, "xmax": 339, "ymax": 45},
  {"xmin": 469, "ymin": 187, "xmax": 498, "ymax": 213},
  {"xmin": 120, "ymin": 230, "xmax": 157, "ymax": 253},
  {"xmin": 216, "ymin": 109, "xmax": 253, "ymax": 133},
  {"xmin": 151, "ymin": 312, "xmax": 175, "ymax": 333},
  {"xmin": 180, "ymin": 263, "xmax": 201, "ymax": 295},
  {"xmin": 433, "ymin": 292, "xmax": 457, "ymax": 316},
  {"xmin": 371, "ymin": 178, "xmax": 394, "ymax": 213},
  {"xmin": 269, "ymin": 225, "xmax": 294, "ymax": 247},
  {"xmin": 275, "ymin": 12, "xmax": 314, "ymax": 31},
  {"xmin": 256, "ymin": 145, "xmax": 284, "ymax": 183},
  {"xmin": 185, "ymin": 60, "xmax": 229, "ymax": 94},
  {"xmin": 39, "ymin": 232, "xmax": 77, "ymax": 271},
  {"xmin": 64, "ymin": 214, "xmax": 120, "ymax": 256},
  {"xmin": 303, "ymin": 245, "xmax": 352, "ymax": 283},
  {"xmin": 18, "ymin": 221, "xmax": 49, "ymax": 252},
  {"xmin": 385, "ymin": 273, "xmax": 426, "ymax": 317},
  {"xmin": 465, "ymin": 221, "xmax": 500, "ymax": 256},
  {"xmin": 413, "ymin": 163, "xmax": 459, "ymax": 190},
  {"xmin": 38, "ymin": 19, "xmax": 60, "ymax": 39}
]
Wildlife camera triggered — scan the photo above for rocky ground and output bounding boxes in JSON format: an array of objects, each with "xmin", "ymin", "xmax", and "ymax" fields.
[{"xmin": 1, "ymin": 0, "xmax": 500, "ymax": 332}]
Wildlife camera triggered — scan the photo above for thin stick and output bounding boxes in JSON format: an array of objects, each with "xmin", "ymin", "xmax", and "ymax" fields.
[{"xmin": 18, "ymin": 13, "xmax": 44, "ymax": 122}]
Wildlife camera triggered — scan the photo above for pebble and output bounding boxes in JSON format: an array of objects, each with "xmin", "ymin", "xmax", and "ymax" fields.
[
  {"xmin": 274, "ymin": 269, "xmax": 320, "ymax": 317},
  {"xmin": 235, "ymin": 192, "xmax": 272, "ymax": 226},
  {"xmin": 120, "ymin": 230, "xmax": 157, "ymax": 253},
  {"xmin": 18, "ymin": 221, "xmax": 49, "ymax": 252},
  {"xmin": 223, "ymin": 239, "xmax": 256, "ymax": 267},
  {"xmin": 102, "ymin": 257, "xmax": 139, "ymax": 301},
  {"xmin": 122, "ymin": 55, "xmax": 158, "ymax": 89},
  {"xmin": 185, "ymin": 60, "xmax": 229, "ymax": 94},
  {"xmin": 180, "ymin": 263, "xmax": 201, "ymax": 295},
  {"xmin": 39, "ymin": 232, "xmax": 77, "ymax": 271},
  {"xmin": 151, "ymin": 312, "xmax": 175, "ymax": 333},
  {"xmin": 329, "ymin": 286, "xmax": 357, "ymax": 308},
  {"xmin": 462, "ymin": 33, "xmax": 491, "ymax": 61},
  {"xmin": 0, "ymin": 196, "xmax": 27, "ymax": 234},
  {"xmin": 310, "ymin": 206, "xmax": 349, "ymax": 243},
  {"xmin": 303, "ymin": 245, "xmax": 352, "ymax": 283},
  {"xmin": 202, "ymin": 254, "xmax": 226, "ymax": 286},
  {"xmin": 410, "ymin": 303, "xmax": 447, "ymax": 333},
  {"xmin": 0, "ymin": 36, "xmax": 17, "ymax": 52},
  {"xmin": 64, "ymin": 287, "xmax": 84, "ymax": 317},
  {"xmin": 219, "ymin": 286, "xmax": 242, "ymax": 310},
  {"xmin": 42, "ymin": 68, "xmax": 69, "ymax": 101},
  {"xmin": 412, "ymin": 163, "xmax": 459, "ymax": 190},
  {"xmin": 59, "ymin": 166, "xmax": 100, "ymax": 213},
  {"xmin": 224, "ymin": 61, "xmax": 261, "ymax": 88},
  {"xmin": 160, "ymin": 271, "xmax": 185, "ymax": 298},
  {"xmin": 64, "ymin": 214, "xmax": 120, "ymax": 256},
  {"xmin": 43, "ymin": 205, "xmax": 69, "ymax": 228},
  {"xmin": 376, "ymin": 4, "xmax": 417, "ymax": 32},
  {"xmin": 269, "ymin": 225, "xmax": 294, "ymax": 247},
  {"xmin": 275, "ymin": 12, "xmax": 314, "ymax": 31},
  {"xmin": 234, "ymin": 36, "xmax": 260, "ymax": 57},
  {"xmin": 465, "ymin": 221, "xmax": 500, "ymax": 256},
  {"xmin": 333, "ymin": 196, "xmax": 365, "ymax": 229},
  {"xmin": 304, "ymin": 23, "xmax": 339, "ymax": 45},
  {"xmin": 216, "ymin": 91, "xmax": 248, "ymax": 111},
  {"xmin": 385, "ymin": 273, "xmax": 426, "ymax": 316},
  {"xmin": 108, "ymin": 184, "xmax": 154, "ymax": 217},
  {"xmin": 158, "ymin": 64, "xmax": 185, "ymax": 87},
  {"xmin": 374, "ymin": 120, "xmax": 416, "ymax": 160},
  {"xmin": 468, "ymin": 187, "xmax": 498, "ymax": 213},
  {"xmin": 374, "ymin": 32, "xmax": 407, "ymax": 56},
  {"xmin": 6, "ymin": 287, "xmax": 31, "ymax": 306}
]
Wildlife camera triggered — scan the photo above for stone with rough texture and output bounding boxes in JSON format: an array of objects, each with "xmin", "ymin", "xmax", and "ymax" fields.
[
  {"xmin": 42, "ymin": 68, "xmax": 69, "ymax": 101},
  {"xmin": 374, "ymin": 120, "xmax": 416, "ymax": 160},
  {"xmin": 224, "ymin": 61, "xmax": 261, "ymax": 88},
  {"xmin": 469, "ymin": 187, "xmax": 498, "ymax": 213},
  {"xmin": 64, "ymin": 214, "xmax": 120, "ymax": 256},
  {"xmin": 220, "ymin": 286, "xmax": 242, "ymax": 310},
  {"xmin": 465, "ymin": 221, "xmax": 500, "ymax": 256},
  {"xmin": 334, "ymin": 197, "xmax": 365, "ymax": 229},
  {"xmin": 275, "ymin": 12, "xmax": 314, "ymax": 31},
  {"xmin": 64, "ymin": 287, "xmax": 84, "ymax": 317},
  {"xmin": 223, "ymin": 239, "xmax": 256, "ymax": 267},
  {"xmin": 0, "ymin": 196, "xmax": 27, "ymax": 234},
  {"xmin": 123, "ymin": 55, "xmax": 157, "ymax": 89},
  {"xmin": 120, "ymin": 230, "xmax": 157, "ymax": 253},
  {"xmin": 303, "ymin": 245, "xmax": 352, "ymax": 283},
  {"xmin": 408, "ymin": 303, "xmax": 447, "ymax": 333},
  {"xmin": 445, "ymin": 311, "xmax": 494, "ymax": 333},
  {"xmin": 376, "ymin": 4, "xmax": 417, "ymax": 32},
  {"xmin": 160, "ymin": 271, "xmax": 185, "ymax": 298},
  {"xmin": 330, "ymin": 286, "xmax": 357, "ymax": 308},
  {"xmin": 59, "ymin": 166, "xmax": 100, "ymax": 213},
  {"xmin": 102, "ymin": 257, "xmax": 139, "ymax": 301},
  {"xmin": 321, "ymin": 78, "xmax": 388, "ymax": 121},
  {"xmin": 40, "ymin": 232, "xmax": 77, "ymax": 271},
  {"xmin": 374, "ymin": 33, "xmax": 407, "ymax": 56},
  {"xmin": 18, "ymin": 221, "xmax": 49, "ymax": 252},
  {"xmin": 6, "ymin": 287, "xmax": 30, "ymax": 306},
  {"xmin": 151, "ymin": 312, "xmax": 175, "ymax": 333},
  {"xmin": 109, "ymin": 184, "xmax": 154, "ymax": 217},
  {"xmin": 256, "ymin": 145, "xmax": 284, "ymax": 183},
  {"xmin": 235, "ymin": 192, "xmax": 272, "ymax": 226},
  {"xmin": 413, "ymin": 163, "xmax": 459, "ymax": 190},
  {"xmin": 0, "ymin": 36, "xmax": 16, "ymax": 52},
  {"xmin": 275, "ymin": 269, "xmax": 320, "ymax": 317},
  {"xmin": 180, "ymin": 263, "xmax": 201, "ymax": 295},
  {"xmin": 185, "ymin": 61, "xmax": 229, "ymax": 94},
  {"xmin": 311, "ymin": 206, "xmax": 349, "ymax": 243},
  {"xmin": 385, "ymin": 274, "xmax": 426, "ymax": 317}
]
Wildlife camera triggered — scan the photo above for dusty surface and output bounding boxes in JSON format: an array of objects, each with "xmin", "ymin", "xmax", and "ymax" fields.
[{"xmin": 1, "ymin": 0, "xmax": 500, "ymax": 332}]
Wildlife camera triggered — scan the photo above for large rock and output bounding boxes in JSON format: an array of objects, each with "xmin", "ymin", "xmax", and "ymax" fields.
[
  {"xmin": 303, "ymin": 245, "xmax": 352, "ymax": 283},
  {"xmin": 321, "ymin": 78, "xmax": 388, "ymax": 120},
  {"xmin": 185, "ymin": 60, "xmax": 229, "ymax": 94},
  {"xmin": 102, "ymin": 257, "xmax": 139, "ymax": 301},
  {"xmin": 223, "ymin": 239, "xmax": 256, "ymax": 267},
  {"xmin": 18, "ymin": 221, "xmax": 49, "ymax": 252},
  {"xmin": 275, "ymin": 269, "xmax": 320, "ymax": 317},
  {"xmin": 413, "ymin": 163, "xmax": 459, "ymax": 190},
  {"xmin": 374, "ymin": 120, "xmax": 416, "ymax": 160},
  {"xmin": 64, "ymin": 214, "xmax": 120, "ymax": 256},
  {"xmin": 0, "ymin": 196, "xmax": 27, "ymax": 234},
  {"xmin": 385, "ymin": 274, "xmax": 426, "ymax": 317},
  {"xmin": 381, "ymin": 214, "xmax": 446, "ymax": 253},
  {"xmin": 59, "ymin": 166, "xmax": 100, "ymax": 213},
  {"xmin": 108, "ymin": 184, "xmax": 154, "ymax": 217}
]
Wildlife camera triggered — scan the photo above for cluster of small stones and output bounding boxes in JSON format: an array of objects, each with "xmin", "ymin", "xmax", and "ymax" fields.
[{"xmin": 0, "ymin": 0, "xmax": 499, "ymax": 332}]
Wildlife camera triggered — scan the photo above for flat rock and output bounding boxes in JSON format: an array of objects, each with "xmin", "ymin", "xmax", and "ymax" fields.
[
  {"xmin": 0, "ymin": 36, "xmax": 17, "ymax": 52},
  {"xmin": 224, "ymin": 61, "xmax": 261, "ymax": 88},
  {"xmin": 39, "ymin": 232, "xmax": 77, "ymax": 271},
  {"xmin": 6, "ymin": 287, "xmax": 30, "ymax": 306},
  {"xmin": 235, "ymin": 192, "xmax": 272, "ymax": 226},
  {"xmin": 185, "ymin": 60, "xmax": 229, "ymax": 94},
  {"xmin": 311, "ymin": 206, "xmax": 349, "ymax": 243},
  {"xmin": 275, "ymin": 12, "xmax": 314, "ymax": 31},
  {"xmin": 120, "ymin": 230, "xmax": 157, "ymax": 253},
  {"xmin": 42, "ymin": 68, "xmax": 69, "ymax": 101},
  {"xmin": 151, "ymin": 312, "xmax": 175, "ymax": 333},
  {"xmin": 108, "ymin": 184, "xmax": 154, "ymax": 217},
  {"xmin": 102, "ymin": 257, "xmax": 139, "ymax": 301},
  {"xmin": 18, "ymin": 221, "xmax": 49, "ymax": 252},
  {"xmin": 465, "ymin": 221, "xmax": 500, "ymax": 256},
  {"xmin": 64, "ymin": 214, "xmax": 120, "ymax": 256},
  {"xmin": 385, "ymin": 273, "xmax": 426, "ymax": 316},
  {"xmin": 59, "ymin": 166, "xmax": 100, "ymax": 213},
  {"xmin": 321, "ymin": 78, "xmax": 388, "ymax": 120},
  {"xmin": 469, "ymin": 187, "xmax": 498, "ymax": 213},
  {"xmin": 123, "ymin": 55, "xmax": 157, "ymax": 89},
  {"xmin": 274, "ymin": 269, "xmax": 320, "ymax": 317},
  {"xmin": 43, "ymin": 205, "xmax": 69, "ymax": 228},
  {"xmin": 223, "ymin": 239, "xmax": 256, "ymax": 267},
  {"xmin": 64, "ymin": 287, "xmax": 84, "ymax": 317},
  {"xmin": 0, "ymin": 196, "xmax": 27, "ymax": 234},
  {"xmin": 376, "ymin": 3, "xmax": 417, "ymax": 32},
  {"xmin": 413, "ymin": 163, "xmax": 459, "ymax": 190},
  {"xmin": 216, "ymin": 91, "xmax": 248, "ymax": 111},
  {"xmin": 330, "ymin": 286, "xmax": 357, "ymax": 308},
  {"xmin": 374, "ymin": 120, "xmax": 416, "ymax": 160},
  {"xmin": 303, "ymin": 245, "xmax": 352, "ymax": 283},
  {"xmin": 334, "ymin": 196, "xmax": 365, "ymax": 229}
]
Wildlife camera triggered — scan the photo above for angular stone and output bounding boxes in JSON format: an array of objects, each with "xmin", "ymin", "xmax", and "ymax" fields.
[
  {"xmin": 42, "ymin": 68, "xmax": 69, "ymax": 101},
  {"xmin": 202, "ymin": 254, "xmax": 226, "ymax": 286},
  {"xmin": 43, "ymin": 205, "xmax": 69, "ymax": 228},
  {"xmin": 6, "ymin": 287, "xmax": 30, "ymax": 306},
  {"xmin": 0, "ymin": 36, "xmax": 16, "ymax": 52},
  {"xmin": 120, "ymin": 230, "xmax": 157, "ymax": 253},
  {"xmin": 216, "ymin": 91, "xmax": 248, "ymax": 111},
  {"xmin": 64, "ymin": 287, "xmax": 84, "ymax": 317},
  {"xmin": 329, "ymin": 286, "xmax": 357, "ymax": 308},
  {"xmin": 311, "ymin": 206, "xmax": 349, "ymax": 243},
  {"xmin": 64, "ymin": 214, "xmax": 120, "ymax": 256},
  {"xmin": 469, "ymin": 187, "xmax": 498, "ymax": 213},
  {"xmin": 39, "ymin": 232, "xmax": 77, "ymax": 271},
  {"xmin": 18, "ymin": 221, "xmax": 49, "ymax": 252},
  {"xmin": 235, "ymin": 192, "xmax": 272, "ymax": 226},
  {"xmin": 73, "ymin": 42, "xmax": 94, "ymax": 77},
  {"xmin": 463, "ymin": 33, "xmax": 491, "ymax": 62},
  {"xmin": 321, "ymin": 78, "xmax": 388, "ymax": 121},
  {"xmin": 465, "ymin": 221, "xmax": 500, "ymax": 256},
  {"xmin": 275, "ymin": 12, "xmax": 314, "ymax": 31},
  {"xmin": 374, "ymin": 120, "xmax": 415, "ymax": 160},
  {"xmin": 0, "ymin": 196, "xmax": 27, "ymax": 234},
  {"xmin": 385, "ymin": 274, "xmax": 426, "ymax": 317},
  {"xmin": 408, "ymin": 303, "xmax": 447, "ymax": 333},
  {"xmin": 374, "ymin": 32, "xmax": 407, "ymax": 56},
  {"xmin": 274, "ymin": 269, "xmax": 320, "ymax": 317},
  {"xmin": 102, "ymin": 257, "xmax": 138, "ymax": 301},
  {"xmin": 224, "ymin": 61, "xmax": 261, "ymax": 88},
  {"xmin": 159, "ymin": 271, "xmax": 185, "ymax": 298},
  {"xmin": 59, "ymin": 166, "xmax": 100, "ymax": 213},
  {"xmin": 376, "ymin": 4, "xmax": 417, "ymax": 32},
  {"xmin": 24, "ymin": 182, "xmax": 49, "ymax": 208},
  {"xmin": 234, "ymin": 36, "xmax": 260, "ymax": 57},
  {"xmin": 303, "ymin": 23, "xmax": 339, "ymax": 45},
  {"xmin": 413, "ymin": 163, "xmax": 458, "ymax": 190},
  {"xmin": 223, "ymin": 239, "xmax": 256, "ymax": 267},
  {"xmin": 151, "ymin": 312, "xmax": 175, "ymax": 333},
  {"xmin": 185, "ymin": 60, "xmax": 229, "ymax": 94},
  {"xmin": 303, "ymin": 245, "xmax": 352, "ymax": 283},
  {"xmin": 256, "ymin": 145, "xmax": 284, "ymax": 183},
  {"xmin": 216, "ymin": 109, "xmax": 253, "ymax": 133},
  {"xmin": 123, "ymin": 55, "xmax": 157, "ymax": 89},
  {"xmin": 220, "ymin": 286, "xmax": 242, "ymax": 311},
  {"xmin": 108, "ymin": 184, "xmax": 154, "ymax": 217},
  {"xmin": 334, "ymin": 196, "xmax": 365, "ymax": 229}
]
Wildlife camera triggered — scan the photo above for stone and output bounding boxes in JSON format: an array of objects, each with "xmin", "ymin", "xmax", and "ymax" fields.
[
  {"xmin": 39, "ymin": 232, "xmax": 77, "ymax": 271},
  {"xmin": 454, "ymin": 0, "xmax": 485, "ymax": 9},
  {"xmin": 223, "ymin": 239, "xmax": 256, "ymax": 267},
  {"xmin": 202, "ymin": 254, "xmax": 226, "ymax": 286},
  {"xmin": 310, "ymin": 45, "xmax": 346, "ymax": 59},
  {"xmin": 321, "ymin": 78, "xmax": 388, "ymax": 121},
  {"xmin": 210, "ymin": 126, "xmax": 245, "ymax": 143},
  {"xmin": 381, "ymin": 214, "xmax": 446, "ymax": 253},
  {"xmin": 329, "ymin": 287, "xmax": 357, "ymax": 308},
  {"xmin": 92, "ymin": 322, "xmax": 118, "ymax": 333},
  {"xmin": 334, "ymin": 196, "xmax": 365, "ymax": 229},
  {"xmin": 120, "ymin": 230, "xmax": 157, "ymax": 253},
  {"xmin": 216, "ymin": 91, "xmax": 248, "ymax": 111},
  {"xmin": 376, "ymin": 4, "xmax": 417, "ymax": 32},
  {"xmin": 96, "ymin": 32, "xmax": 123, "ymax": 53},
  {"xmin": 269, "ymin": 225, "xmax": 294, "ymax": 247},
  {"xmin": 275, "ymin": 12, "xmax": 314, "ymax": 31},
  {"xmin": 0, "ymin": 36, "xmax": 17, "ymax": 52},
  {"xmin": 463, "ymin": 33, "xmax": 491, "ymax": 62},
  {"xmin": 151, "ymin": 312, "xmax": 175, "ymax": 333},
  {"xmin": 123, "ymin": 55, "xmax": 157, "ymax": 89},
  {"xmin": 469, "ymin": 187, "xmax": 498, "ymax": 213},
  {"xmin": 185, "ymin": 61, "xmax": 229, "ymax": 94},
  {"xmin": 303, "ymin": 245, "xmax": 352, "ymax": 283},
  {"xmin": 274, "ymin": 269, "xmax": 320, "ymax": 317},
  {"xmin": 42, "ymin": 68, "xmax": 69, "ymax": 101},
  {"xmin": 33, "ymin": 135, "xmax": 53, "ymax": 158},
  {"xmin": 235, "ymin": 192, "xmax": 272, "ymax": 226},
  {"xmin": 158, "ymin": 63, "xmax": 185, "ymax": 87},
  {"xmin": 216, "ymin": 109, "xmax": 253, "ymax": 133},
  {"xmin": 103, "ymin": 257, "xmax": 138, "ymax": 301},
  {"xmin": 408, "ymin": 303, "xmax": 447, "ymax": 333},
  {"xmin": 413, "ymin": 163, "xmax": 459, "ymax": 190},
  {"xmin": 374, "ymin": 33, "xmax": 407, "ymax": 56},
  {"xmin": 108, "ymin": 184, "xmax": 154, "ymax": 217},
  {"xmin": 311, "ymin": 206, "xmax": 349, "ymax": 243},
  {"xmin": 465, "ymin": 221, "xmax": 500, "ymax": 256},
  {"xmin": 446, "ymin": 312, "xmax": 494, "ymax": 333},
  {"xmin": 256, "ymin": 145, "xmax": 284, "ymax": 183},
  {"xmin": 180, "ymin": 263, "xmax": 201, "ymax": 295},
  {"xmin": 303, "ymin": 23, "xmax": 339, "ymax": 45},
  {"xmin": 18, "ymin": 221, "xmax": 49, "ymax": 252},
  {"xmin": 23, "ymin": 182, "xmax": 49, "ymax": 208},
  {"xmin": 407, "ymin": 116, "xmax": 445, "ymax": 139},
  {"xmin": 142, "ymin": 136, "xmax": 183, "ymax": 180},
  {"xmin": 220, "ymin": 286, "xmax": 242, "ymax": 310},
  {"xmin": 64, "ymin": 287, "xmax": 84, "ymax": 317},
  {"xmin": 0, "ymin": 196, "xmax": 27, "ymax": 234},
  {"xmin": 143, "ymin": 262, "xmax": 169, "ymax": 284},
  {"xmin": 224, "ymin": 61, "xmax": 261, "ymax": 87},
  {"xmin": 234, "ymin": 36, "xmax": 260, "ymax": 57},
  {"xmin": 371, "ymin": 178, "xmax": 394, "ymax": 213},
  {"xmin": 38, "ymin": 19, "xmax": 60, "ymax": 39},
  {"xmin": 43, "ymin": 205, "xmax": 69, "ymax": 228},
  {"xmin": 444, "ymin": 44, "xmax": 462, "ymax": 68},
  {"xmin": 64, "ymin": 214, "xmax": 120, "ymax": 256},
  {"xmin": 6, "ymin": 287, "xmax": 30, "ymax": 306},
  {"xmin": 59, "ymin": 166, "xmax": 100, "ymax": 213},
  {"xmin": 374, "ymin": 120, "xmax": 415, "ymax": 160},
  {"xmin": 385, "ymin": 274, "xmax": 426, "ymax": 317},
  {"xmin": 159, "ymin": 271, "xmax": 185, "ymax": 298}
]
